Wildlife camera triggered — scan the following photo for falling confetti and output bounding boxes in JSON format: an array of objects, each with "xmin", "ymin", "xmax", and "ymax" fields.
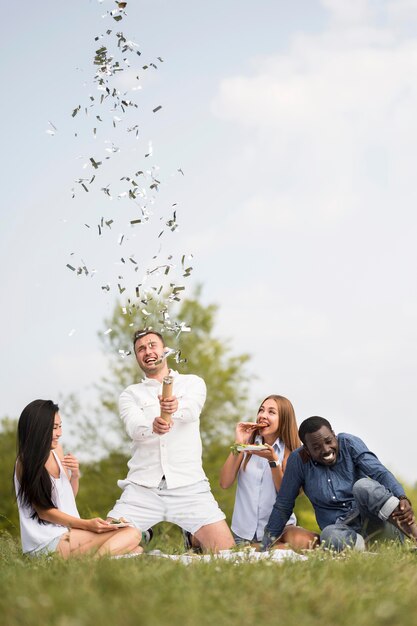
[{"xmin": 62, "ymin": 1, "xmax": 195, "ymax": 352}]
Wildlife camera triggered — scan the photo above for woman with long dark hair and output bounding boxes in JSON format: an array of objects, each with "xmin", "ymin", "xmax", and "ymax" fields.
[
  {"xmin": 220, "ymin": 394, "xmax": 318, "ymax": 549},
  {"xmin": 14, "ymin": 399, "xmax": 142, "ymax": 558}
]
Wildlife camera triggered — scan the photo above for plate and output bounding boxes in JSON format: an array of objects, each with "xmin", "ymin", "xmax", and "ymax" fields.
[{"xmin": 235, "ymin": 444, "xmax": 268, "ymax": 452}]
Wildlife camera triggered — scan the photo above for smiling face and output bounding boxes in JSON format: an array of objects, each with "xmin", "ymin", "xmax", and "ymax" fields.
[
  {"xmin": 134, "ymin": 332, "xmax": 167, "ymax": 378},
  {"xmin": 51, "ymin": 412, "xmax": 62, "ymax": 449},
  {"xmin": 256, "ymin": 398, "xmax": 280, "ymax": 438},
  {"xmin": 304, "ymin": 425, "xmax": 339, "ymax": 466}
]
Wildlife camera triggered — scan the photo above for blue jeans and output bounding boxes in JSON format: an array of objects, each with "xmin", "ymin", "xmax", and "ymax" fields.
[{"xmin": 320, "ymin": 478, "xmax": 403, "ymax": 551}]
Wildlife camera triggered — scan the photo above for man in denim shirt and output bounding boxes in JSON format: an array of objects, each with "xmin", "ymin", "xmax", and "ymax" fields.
[{"xmin": 261, "ymin": 416, "xmax": 417, "ymax": 551}]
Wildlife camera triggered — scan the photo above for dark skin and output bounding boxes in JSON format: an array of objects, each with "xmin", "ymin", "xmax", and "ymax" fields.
[
  {"xmin": 303, "ymin": 426, "xmax": 338, "ymax": 467},
  {"xmin": 304, "ymin": 426, "xmax": 416, "ymax": 528}
]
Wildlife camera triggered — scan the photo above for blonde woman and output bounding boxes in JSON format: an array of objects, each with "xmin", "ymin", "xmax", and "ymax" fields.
[{"xmin": 220, "ymin": 395, "xmax": 318, "ymax": 549}]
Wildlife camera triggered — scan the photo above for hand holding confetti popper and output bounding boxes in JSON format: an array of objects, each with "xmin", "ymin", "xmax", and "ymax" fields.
[{"xmin": 161, "ymin": 375, "xmax": 173, "ymax": 424}]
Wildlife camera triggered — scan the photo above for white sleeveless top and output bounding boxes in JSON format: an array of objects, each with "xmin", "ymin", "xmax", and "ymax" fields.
[{"xmin": 15, "ymin": 451, "xmax": 80, "ymax": 554}]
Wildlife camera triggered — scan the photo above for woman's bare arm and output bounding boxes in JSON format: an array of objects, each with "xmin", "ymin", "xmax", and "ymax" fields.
[{"xmin": 34, "ymin": 506, "xmax": 118, "ymax": 534}]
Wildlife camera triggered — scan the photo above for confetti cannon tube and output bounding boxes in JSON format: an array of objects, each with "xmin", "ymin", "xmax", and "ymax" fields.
[{"xmin": 161, "ymin": 375, "xmax": 173, "ymax": 423}]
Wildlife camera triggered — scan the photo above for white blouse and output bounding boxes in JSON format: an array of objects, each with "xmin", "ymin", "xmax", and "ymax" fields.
[{"xmin": 231, "ymin": 436, "xmax": 296, "ymax": 541}]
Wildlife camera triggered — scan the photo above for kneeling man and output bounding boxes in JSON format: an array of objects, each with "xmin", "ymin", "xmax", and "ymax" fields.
[{"xmin": 107, "ymin": 329, "xmax": 234, "ymax": 552}]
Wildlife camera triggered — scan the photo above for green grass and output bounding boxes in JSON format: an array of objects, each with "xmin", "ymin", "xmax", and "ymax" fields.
[{"xmin": 1, "ymin": 532, "xmax": 417, "ymax": 626}]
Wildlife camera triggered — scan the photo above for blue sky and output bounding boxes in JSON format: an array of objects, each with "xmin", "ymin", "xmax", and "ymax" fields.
[{"xmin": 2, "ymin": 0, "xmax": 417, "ymax": 483}]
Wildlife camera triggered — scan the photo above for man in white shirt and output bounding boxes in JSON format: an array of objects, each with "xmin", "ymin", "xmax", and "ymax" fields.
[{"xmin": 107, "ymin": 329, "xmax": 234, "ymax": 552}]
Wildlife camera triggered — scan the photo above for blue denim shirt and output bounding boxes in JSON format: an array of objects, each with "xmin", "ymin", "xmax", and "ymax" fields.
[{"xmin": 261, "ymin": 433, "xmax": 405, "ymax": 550}]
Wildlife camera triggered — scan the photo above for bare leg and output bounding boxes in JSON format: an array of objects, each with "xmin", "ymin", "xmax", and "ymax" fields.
[
  {"xmin": 57, "ymin": 527, "xmax": 142, "ymax": 559},
  {"xmin": 276, "ymin": 525, "xmax": 320, "ymax": 551},
  {"xmin": 194, "ymin": 520, "xmax": 235, "ymax": 552}
]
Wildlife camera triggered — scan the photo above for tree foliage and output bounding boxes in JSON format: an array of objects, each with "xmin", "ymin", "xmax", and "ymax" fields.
[
  {"xmin": 95, "ymin": 286, "xmax": 252, "ymax": 446},
  {"xmin": 0, "ymin": 418, "xmax": 20, "ymax": 535},
  {"xmin": 4, "ymin": 283, "xmax": 417, "ymax": 540}
]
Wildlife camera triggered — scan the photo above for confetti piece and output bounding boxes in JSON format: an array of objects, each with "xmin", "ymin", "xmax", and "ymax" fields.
[
  {"xmin": 46, "ymin": 120, "xmax": 57, "ymax": 136},
  {"xmin": 152, "ymin": 347, "xmax": 176, "ymax": 365},
  {"xmin": 104, "ymin": 328, "xmax": 113, "ymax": 335},
  {"xmin": 90, "ymin": 157, "xmax": 102, "ymax": 169},
  {"xmin": 152, "ymin": 105, "xmax": 162, "ymax": 113}
]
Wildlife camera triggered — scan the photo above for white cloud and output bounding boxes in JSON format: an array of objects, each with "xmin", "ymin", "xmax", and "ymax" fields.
[
  {"xmin": 206, "ymin": 1, "xmax": 417, "ymax": 259},
  {"xmin": 321, "ymin": 0, "xmax": 376, "ymax": 24},
  {"xmin": 386, "ymin": 0, "xmax": 417, "ymax": 23},
  {"xmin": 201, "ymin": 2, "xmax": 417, "ymax": 483}
]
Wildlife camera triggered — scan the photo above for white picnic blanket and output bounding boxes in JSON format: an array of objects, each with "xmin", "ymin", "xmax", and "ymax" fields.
[{"xmin": 144, "ymin": 547, "xmax": 308, "ymax": 564}]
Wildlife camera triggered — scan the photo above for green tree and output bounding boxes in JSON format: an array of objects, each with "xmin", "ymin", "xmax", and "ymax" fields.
[
  {"xmin": 62, "ymin": 287, "xmax": 322, "ymax": 536},
  {"xmin": 90, "ymin": 286, "xmax": 252, "ymax": 448},
  {"xmin": 61, "ymin": 288, "xmax": 253, "ymax": 544},
  {"xmin": 0, "ymin": 418, "xmax": 20, "ymax": 536}
]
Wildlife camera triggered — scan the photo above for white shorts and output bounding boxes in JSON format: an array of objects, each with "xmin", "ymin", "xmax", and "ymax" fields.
[{"xmin": 107, "ymin": 478, "xmax": 225, "ymax": 534}]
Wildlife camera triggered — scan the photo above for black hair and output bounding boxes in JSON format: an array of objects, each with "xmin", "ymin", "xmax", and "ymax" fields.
[
  {"xmin": 298, "ymin": 416, "xmax": 333, "ymax": 444},
  {"xmin": 15, "ymin": 399, "xmax": 59, "ymax": 522}
]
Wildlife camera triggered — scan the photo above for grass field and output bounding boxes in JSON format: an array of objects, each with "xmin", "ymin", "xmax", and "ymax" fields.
[{"xmin": 1, "ymin": 531, "xmax": 417, "ymax": 626}]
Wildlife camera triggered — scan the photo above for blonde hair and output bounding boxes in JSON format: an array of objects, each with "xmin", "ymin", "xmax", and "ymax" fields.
[{"xmin": 242, "ymin": 395, "xmax": 301, "ymax": 471}]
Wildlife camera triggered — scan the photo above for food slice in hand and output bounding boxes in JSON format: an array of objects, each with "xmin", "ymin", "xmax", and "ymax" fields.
[{"xmin": 230, "ymin": 443, "xmax": 268, "ymax": 455}]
